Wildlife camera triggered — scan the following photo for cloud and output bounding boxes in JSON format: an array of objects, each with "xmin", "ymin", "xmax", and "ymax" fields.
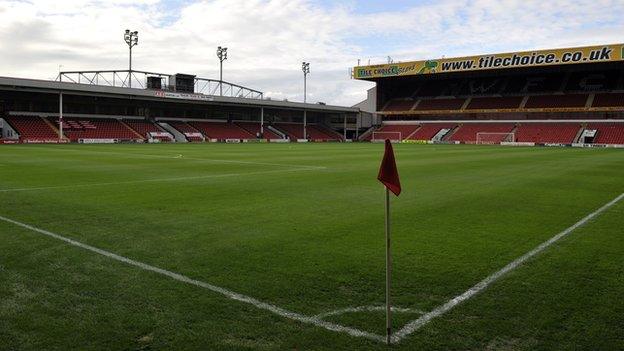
[{"xmin": 0, "ymin": 0, "xmax": 621, "ymax": 106}]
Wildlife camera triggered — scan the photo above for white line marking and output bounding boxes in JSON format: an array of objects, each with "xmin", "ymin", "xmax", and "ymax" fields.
[
  {"xmin": 0, "ymin": 168, "xmax": 319, "ymax": 193},
  {"xmin": 392, "ymin": 192, "xmax": 624, "ymax": 343},
  {"xmin": 314, "ymin": 305, "xmax": 423, "ymax": 319},
  {"xmin": 0, "ymin": 215, "xmax": 385, "ymax": 343}
]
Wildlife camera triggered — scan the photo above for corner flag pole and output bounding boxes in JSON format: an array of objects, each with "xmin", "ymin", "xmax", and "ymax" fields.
[
  {"xmin": 377, "ymin": 139, "xmax": 401, "ymax": 346},
  {"xmin": 385, "ymin": 186, "xmax": 392, "ymax": 345}
]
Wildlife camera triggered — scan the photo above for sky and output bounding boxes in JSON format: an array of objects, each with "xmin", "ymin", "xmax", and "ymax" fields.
[{"xmin": 0, "ymin": 0, "xmax": 622, "ymax": 106}]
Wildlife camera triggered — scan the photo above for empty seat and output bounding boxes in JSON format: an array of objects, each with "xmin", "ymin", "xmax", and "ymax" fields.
[
  {"xmin": 525, "ymin": 94, "xmax": 588, "ymax": 108},
  {"xmin": 407, "ymin": 123, "xmax": 457, "ymax": 141},
  {"xmin": 61, "ymin": 118, "xmax": 140, "ymax": 141},
  {"xmin": 5, "ymin": 116, "xmax": 59, "ymax": 141},
  {"xmin": 592, "ymin": 93, "xmax": 624, "ymax": 108},
  {"xmin": 383, "ymin": 99, "xmax": 417, "ymax": 112},
  {"xmin": 366, "ymin": 124, "xmax": 420, "ymax": 141},
  {"xmin": 515, "ymin": 123, "xmax": 581, "ymax": 144},
  {"xmin": 466, "ymin": 97, "xmax": 523, "ymax": 110},
  {"xmin": 587, "ymin": 123, "xmax": 624, "ymax": 145},
  {"xmin": 167, "ymin": 121, "xmax": 205, "ymax": 142},
  {"xmin": 125, "ymin": 120, "xmax": 171, "ymax": 141},
  {"xmin": 235, "ymin": 122, "xmax": 282, "ymax": 139},
  {"xmin": 449, "ymin": 123, "xmax": 515, "ymax": 143},
  {"xmin": 415, "ymin": 98, "xmax": 466, "ymax": 110},
  {"xmin": 189, "ymin": 121, "xmax": 254, "ymax": 139},
  {"xmin": 272, "ymin": 123, "xmax": 305, "ymax": 139}
]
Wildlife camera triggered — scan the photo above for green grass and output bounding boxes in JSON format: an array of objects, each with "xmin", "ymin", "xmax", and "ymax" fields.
[{"xmin": 0, "ymin": 143, "xmax": 623, "ymax": 350}]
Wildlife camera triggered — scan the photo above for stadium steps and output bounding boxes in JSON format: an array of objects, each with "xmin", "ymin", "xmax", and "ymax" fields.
[
  {"xmin": 573, "ymin": 126, "xmax": 585, "ymax": 143},
  {"xmin": 266, "ymin": 125, "xmax": 287, "ymax": 139},
  {"xmin": 43, "ymin": 117, "xmax": 62, "ymax": 137},
  {"xmin": 460, "ymin": 97, "xmax": 472, "ymax": 110},
  {"xmin": 313, "ymin": 124, "xmax": 344, "ymax": 141},
  {"xmin": 404, "ymin": 125, "xmax": 423, "ymax": 141},
  {"xmin": 358, "ymin": 126, "xmax": 377, "ymax": 141},
  {"xmin": 119, "ymin": 120, "xmax": 146, "ymax": 140},
  {"xmin": 510, "ymin": 125, "xmax": 519, "ymax": 141},
  {"xmin": 586, "ymin": 93, "xmax": 596, "ymax": 108},
  {"xmin": 272, "ymin": 124, "xmax": 304, "ymax": 140},
  {"xmin": 166, "ymin": 121, "xmax": 206, "ymax": 142},
  {"xmin": 442, "ymin": 125, "xmax": 460, "ymax": 141},
  {"xmin": 158, "ymin": 122, "xmax": 188, "ymax": 142},
  {"xmin": 235, "ymin": 122, "xmax": 281, "ymax": 139},
  {"xmin": 519, "ymin": 95, "xmax": 530, "ymax": 109}
]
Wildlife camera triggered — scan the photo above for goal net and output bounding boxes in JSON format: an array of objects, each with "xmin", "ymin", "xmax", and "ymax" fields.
[
  {"xmin": 372, "ymin": 131, "xmax": 402, "ymax": 142},
  {"xmin": 476, "ymin": 132, "xmax": 515, "ymax": 145}
]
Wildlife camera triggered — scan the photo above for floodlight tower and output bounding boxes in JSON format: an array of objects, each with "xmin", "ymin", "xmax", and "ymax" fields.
[
  {"xmin": 217, "ymin": 46, "xmax": 228, "ymax": 96},
  {"xmin": 302, "ymin": 62, "xmax": 310, "ymax": 139},
  {"xmin": 124, "ymin": 29, "xmax": 139, "ymax": 88},
  {"xmin": 302, "ymin": 62, "xmax": 310, "ymax": 103}
]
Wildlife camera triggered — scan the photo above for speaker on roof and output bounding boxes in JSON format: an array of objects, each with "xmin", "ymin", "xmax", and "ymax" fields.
[
  {"xmin": 169, "ymin": 74, "xmax": 195, "ymax": 93},
  {"xmin": 147, "ymin": 76, "xmax": 162, "ymax": 90}
]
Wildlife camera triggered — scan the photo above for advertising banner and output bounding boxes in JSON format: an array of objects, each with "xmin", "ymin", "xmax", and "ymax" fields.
[{"xmin": 354, "ymin": 44, "xmax": 624, "ymax": 79}]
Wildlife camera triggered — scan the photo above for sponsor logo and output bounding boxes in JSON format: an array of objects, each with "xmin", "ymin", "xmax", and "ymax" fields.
[{"xmin": 354, "ymin": 44, "xmax": 623, "ymax": 78}]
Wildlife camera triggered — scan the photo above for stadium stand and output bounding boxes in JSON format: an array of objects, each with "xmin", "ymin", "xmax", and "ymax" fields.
[
  {"xmin": 307, "ymin": 124, "xmax": 343, "ymax": 141},
  {"xmin": 167, "ymin": 121, "xmax": 205, "ymax": 142},
  {"xmin": 587, "ymin": 123, "xmax": 624, "ymax": 145},
  {"xmin": 515, "ymin": 123, "xmax": 582, "ymax": 144},
  {"xmin": 383, "ymin": 99, "xmax": 417, "ymax": 112},
  {"xmin": 592, "ymin": 93, "xmax": 624, "ymax": 108},
  {"xmin": 124, "ymin": 120, "xmax": 173, "ymax": 142},
  {"xmin": 4, "ymin": 116, "xmax": 59, "ymax": 141},
  {"xmin": 524, "ymin": 94, "xmax": 589, "ymax": 109},
  {"xmin": 449, "ymin": 123, "xmax": 515, "ymax": 143},
  {"xmin": 60, "ymin": 118, "xmax": 140, "ymax": 142},
  {"xmin": 189, "ymin": 121, "xmax": 254, "ymax": 140},
  {"xmin": 415, "ymin": 98, "xmax": 466, "ymax": 110},
  {"xmin": 271, "ymin": 123, "xmax": 340, "ymax": 141},
  {"xmin": 235, "ymin": 122, "xmax": 282, "ymax": 139},
  {"xmin": 272, "ymin": 123, "xmax": 304, "ymax": 140},
  {"xmin": 312, "ymin": 124, "xmax": 345, "ymax": 141},
  {"xmin": 366, "ymin": 124, "xmax": 421, "ymax": 141},
  {"xmin": 504, "ymin": 73, "xmax": 564, "ymax": 94},
  {"xmin": 407, "ymin": 123, "xmax": 457, "ymax": 141},
  {"xmin": 466, "ymin": 97, "xmax": 524, "ymax": 110}
]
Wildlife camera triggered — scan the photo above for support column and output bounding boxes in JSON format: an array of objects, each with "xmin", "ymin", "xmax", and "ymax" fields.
[
  {"xmin": 343, "ymin": 114, "xmax": 347, "ymax": 140},
  {"xmin": 59, "ymin": 92, "xmax": 63, "ymax": 141},
  {"xmin": 260, "ymin": 107, "xmax": 264, "ymax": 137},
  {"xmin": 356, "ymin": 111, "xmax": 361, "ymax": 140},
  {"xmin": 303, "ymin": 110, "xmax": 307, "ymax": 140}
]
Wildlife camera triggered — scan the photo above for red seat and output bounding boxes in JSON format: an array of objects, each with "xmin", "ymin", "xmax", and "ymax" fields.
[
  {"xmin": 5, "ymin": 116, "xmax": 58, "ymax": 141},
  {"xmin": 189, "ymin": 121, "xmax": 254, "ymax": 139},
  {"xmin": 61, "ymin": 118, "xmax": 140, "ymax": 142},
  {"xmin": 587, "ymin": 123, "xmax": 624, "ymax": 145},
  {"xmin": 449, "ymin": 123, "xmax": 515, "ymax": 143},
  {"xmin": 515, "ymin": 123, "xmax": 581, "ymax": 144}
]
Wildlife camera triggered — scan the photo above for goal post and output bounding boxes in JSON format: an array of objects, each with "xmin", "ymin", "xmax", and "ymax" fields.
[
  {"xmin": 476, "ymin": 132, "xmax": 515, "ymax": 145},
  {"xmin": 372, "ymin": 131, "xmax": 402, "ymax": 142}
]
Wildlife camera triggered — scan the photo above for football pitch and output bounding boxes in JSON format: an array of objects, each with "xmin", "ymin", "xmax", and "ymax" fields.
[{"xmin": 1, "ymin": 143, "xmax": 623, "ymax": 350}]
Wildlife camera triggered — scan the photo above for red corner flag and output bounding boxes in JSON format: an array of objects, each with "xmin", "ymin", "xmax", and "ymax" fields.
[{"xmin": 377, "ymin": 139, "xmax": 401, "ymax": 196}]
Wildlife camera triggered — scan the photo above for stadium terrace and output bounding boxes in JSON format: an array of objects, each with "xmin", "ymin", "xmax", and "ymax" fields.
[
  {"xmin": 354, "ymin": 43, "xmax": 624, "ymax": 147},
  {"xmin": 0, "ymin": 70, "xmax": 359, "ymax": 144}
]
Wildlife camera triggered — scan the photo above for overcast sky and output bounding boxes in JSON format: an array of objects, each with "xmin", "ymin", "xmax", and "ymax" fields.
[{"xmin": 0, "ymin": 0, "xmax": 622, "ymax": 106}]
